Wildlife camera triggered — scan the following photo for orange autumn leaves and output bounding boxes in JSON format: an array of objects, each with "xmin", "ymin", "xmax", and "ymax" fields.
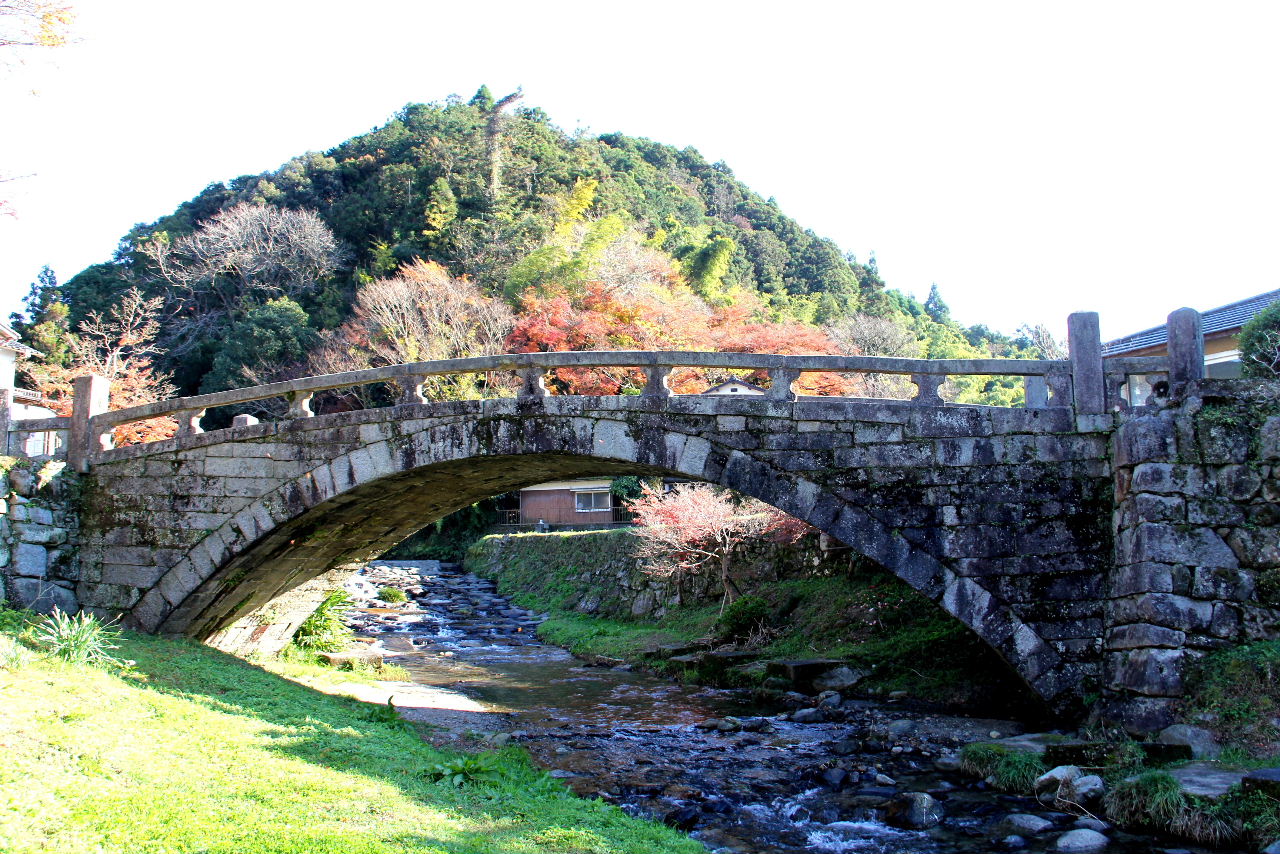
[{"xmin": 505, "ymin": 281, "xmax": 857, "ymax": 396}]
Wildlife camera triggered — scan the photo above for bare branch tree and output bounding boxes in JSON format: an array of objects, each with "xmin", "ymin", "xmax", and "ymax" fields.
[
  {"xmin": 825, "ymin": 313, "xmax": 921, "ymax": 398},
  {"xmin": 1018, "ymin": 323, "xmax": 1067, "ymax": 360},
  {"xmin": 141, "ymin": 203, "xmax": 346, "ymax": 349},
  {"xmin": 309, "ymin": 259, "xmax": 513, "ymax": 405}
]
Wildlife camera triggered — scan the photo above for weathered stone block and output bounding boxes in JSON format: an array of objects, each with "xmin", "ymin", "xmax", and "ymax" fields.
[
  {"xmin": 1186, "ymin": 500, "xmax": 1245, "ymax": 526},
  {"xmin": 1108, "ymin": 648, "xmax": 1187, "ymax": 696},
  {"xmin": 1209, "ymin": 603, "xmax": 1241, "ymax": 639},
  {"xmin": 1129, "ymin": 463, "xmax": 1206, "ymax": 496},
  {"xmin": 1260, "ymin": 416, "xmax": 1280, "ymax": 461},
  {"xmin": 1105, "ymin": 622, "xmax": 1185, "ymax": 650},
  {"xmin": 1196, "ymin": 421, "xmax": 1252, "ymax": 464},
  {"xmin": 13, "ymin": 542, "xmax": 48, "ymax": 577},
  {"xmin": 9, "ymin": 577, "xmax": 77, "ymax": 615},
  {"xmin": 1109, "ymin": 593, "xmax": 1213, "ymax": 631},
  {"xmin": 1116, "ymin": 523, "xmax": 1237, "ymax": 569},
  {"xmin": 1110, "ymin": 562, "xmax": 1174, "ymax": 596},
  {"xmin": 1225, "ymin": 528, "xmax": 1280, "ymax": 569},
  {"xmin": 13, "ymin": 522, "xmax": 67, "ymax": 545},
  {"xmin": 1191, "ymin": 566, "xmax": 1255, "ymax": 601},
  {"xmin": 1113, "ymin": 413, "xmax": 1176, "ymax": 467}
]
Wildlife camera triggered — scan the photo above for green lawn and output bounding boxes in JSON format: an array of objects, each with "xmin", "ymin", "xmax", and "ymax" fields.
[{"xmin": 0, "ymin": 617, "xmax": 700, "ymax": 854}]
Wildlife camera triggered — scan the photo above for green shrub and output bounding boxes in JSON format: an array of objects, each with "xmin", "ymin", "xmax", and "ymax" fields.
[
  {"xmin": 714, "ymin": 594, "xmax": 769, "ymax": 641},
  {"xmin": 33, "ymin": 608, "xmax": 125, "ymax": 667},
  {"xmin": 1239, "ymin": 299, "xmax": 1280, "ymax": 378},
  {"xmin": 376, "ymin": 587, "xmax": 408, "ymax": 603},
  {"xmin": 292, "ymin": 590, "xmax": 353, "ymax": 652},
  {"xmin": 1184, "ymin": 639, "xmax": 1280, "ymax": 750},
  {"xmin": 1105, "ymin": 770, "xmax": 1185, "ymax": 828}
]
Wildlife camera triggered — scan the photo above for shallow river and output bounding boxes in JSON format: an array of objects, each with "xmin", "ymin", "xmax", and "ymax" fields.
[{"xmin": 343, "ymin": 561, "xmax": 1206, "ymax": 854}]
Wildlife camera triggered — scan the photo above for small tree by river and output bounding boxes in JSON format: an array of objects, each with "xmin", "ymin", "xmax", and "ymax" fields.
[{"xmin": 626, "ymin": 483, "xmax": 808, "ymax": 610}]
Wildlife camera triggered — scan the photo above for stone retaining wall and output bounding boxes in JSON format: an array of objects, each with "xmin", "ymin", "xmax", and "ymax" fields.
[
  {"xmin": 1103, "ymin": 379, "xmax": 1280, "ymax": 732},
  {"xmin": 0, "ymin": 459, "xmax": 79, "ymax": 615},
  {"xmin": 464, "ymin": 528, "xmax": 851, "ymax": 620}
]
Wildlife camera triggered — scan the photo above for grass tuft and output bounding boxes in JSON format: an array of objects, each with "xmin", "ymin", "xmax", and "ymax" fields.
[
  {"xmin": 958, "ymin": 743, "xmax": 1045, "ymax": 792},
  {"xmin": 1104, "ymin": 770, "xmax": 1185, "ymax": 828},
  {"xmin": 32, "ymin": 608, "xmax": 124, "ymax": 667}
]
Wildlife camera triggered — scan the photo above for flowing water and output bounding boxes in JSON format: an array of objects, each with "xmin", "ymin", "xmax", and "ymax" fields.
[{"xmin": 343, "ymin": 560, "xmax": 1206, "ymax": 854}]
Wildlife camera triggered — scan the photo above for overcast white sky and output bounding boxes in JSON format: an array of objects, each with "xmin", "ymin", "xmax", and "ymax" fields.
[{"xmin": 1, "ymin": 0, "xmax": 1277, "ymax": 340}]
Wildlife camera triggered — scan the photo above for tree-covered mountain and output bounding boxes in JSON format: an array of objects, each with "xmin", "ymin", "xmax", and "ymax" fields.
[{"xmin": 16, "ymin": 87, "xmax": 1055, "ymax": 410}]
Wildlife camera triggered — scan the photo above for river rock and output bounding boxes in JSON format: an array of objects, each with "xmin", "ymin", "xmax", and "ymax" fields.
[
  {"xmin": 817, "ymin": 690, "xmax": 843, "ymax": 708},
  {"xmin": 1055, "ymin": 827, "xmax": 1109, "ymax": 853},
  {"xmin": 934, "ymin": 751, "xmax": 963, "ymax": 772},
  {"xmin": 1035, "ymin": 765, "xmax": 1081, "ymax": 792},
  {"xmin": 886, "ymin": 719, "xmax": 917, "ymax": 739},
  {"xmin": 1166, "ymin": 762, "xmax": 1247, "ymax": 799},
  {"xmin": 792, "ymin": 707, "xmax": 825, "ymax": 723},
  {"xmin": 1157, "ymin": 724, "xmax": 1222, "ymax": 759},
  {"xmin": 999, "ymin": 814, "xmax": 1053, "ymax": 836},
  {"xmin": 1065, "ymin": 774, "xmax": 1105, "ymax": 803},
  {"xmin": 813, "ymin": 665, "xmax": 868, "ymax": 692},
  {"xmin": 890, "ymin": 792, "xmax": 943, "ymax": 829},
  {"xmin": 820, "ymin": 767, "xmax": 848, "ymax": 789},
  {"xmin": 999, "ymin": 836, "xmax": 1028, "ymax": 850},
  {"xmin": 662, "ymin": 805, "xmax": 701, "ymax": 830}
]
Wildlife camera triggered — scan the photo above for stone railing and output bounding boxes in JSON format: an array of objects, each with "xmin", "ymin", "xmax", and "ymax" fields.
[{"xmin": 4, "ymin": 309, "xmax": 1201, "ymax": 472}]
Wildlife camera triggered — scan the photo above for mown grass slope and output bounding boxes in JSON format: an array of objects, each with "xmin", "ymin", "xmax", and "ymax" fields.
[{"xmin": 0, "ymin": 613, "xmax": 699, "ymax": 854}]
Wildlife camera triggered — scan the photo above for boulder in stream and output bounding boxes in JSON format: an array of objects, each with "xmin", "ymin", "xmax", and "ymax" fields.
[
  {"xmin": 889, "ymin": 792, "xmax": 943, "ymax": 829},
  {"xmin": 1054, "ymin": 827, "xmax": 1108, "ymax": 853}
]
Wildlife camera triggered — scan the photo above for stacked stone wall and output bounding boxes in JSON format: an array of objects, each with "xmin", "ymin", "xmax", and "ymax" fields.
[
  {"xmin": 0, "ymin": 459, "xmax": 79, "ymax": 615},
  {"xmin": 1104, "ymin": 379, "xmax": 1280, "ymax": 732},
  {"xmin": 464, "ymin": 528, "xmax": 850, "ymax": 620}
]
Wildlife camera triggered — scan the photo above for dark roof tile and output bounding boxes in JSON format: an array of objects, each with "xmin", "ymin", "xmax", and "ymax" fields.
[{"xmin": 1103, "ymin": 288, "xmax": 1280, "ymax": 355}]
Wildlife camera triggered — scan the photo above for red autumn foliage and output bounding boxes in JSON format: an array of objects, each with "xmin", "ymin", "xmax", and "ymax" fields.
[{"xmin": 626, "ymin": 482, "xmax": 811, "ymax": 607}]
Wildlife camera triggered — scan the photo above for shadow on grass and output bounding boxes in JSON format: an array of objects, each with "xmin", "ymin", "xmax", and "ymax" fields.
[{"xmin": 114, "ymin": 632, "xmax": 692, "ymax": 854}]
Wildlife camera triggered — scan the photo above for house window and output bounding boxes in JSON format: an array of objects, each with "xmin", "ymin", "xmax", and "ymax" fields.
[{"xmin": 574, "ymin": 490, "xmax": 611, "ymax": 512}]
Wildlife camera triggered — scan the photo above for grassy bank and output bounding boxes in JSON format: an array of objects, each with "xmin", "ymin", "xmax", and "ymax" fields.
[
  {"xmin": 0, "ymin": 609, "xmax": 699, "ymax": 854},
  {"xmin": 467, "ymin": 531, "xmax": 1041, "ymax": 714}
]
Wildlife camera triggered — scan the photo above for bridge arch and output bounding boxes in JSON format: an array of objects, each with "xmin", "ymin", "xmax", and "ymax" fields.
[{"xmin": 74, "ymin": 396, "xmax": 1108, "ymax": 706}]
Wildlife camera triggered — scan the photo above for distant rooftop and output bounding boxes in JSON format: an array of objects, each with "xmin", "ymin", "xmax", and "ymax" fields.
[{"xmin": 1103, "ymin": 288, "xmax": 1280, "ymax": 356}]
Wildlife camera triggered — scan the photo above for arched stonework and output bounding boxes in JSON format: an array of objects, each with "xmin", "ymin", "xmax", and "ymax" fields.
[{"xmin": 75, "ymin": 395, "xmax": 1115, "ymax": 706}]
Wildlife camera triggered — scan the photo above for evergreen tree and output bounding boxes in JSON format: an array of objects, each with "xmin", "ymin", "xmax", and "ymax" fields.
[
  {"xmin": 201, "ymin": 298, "xmax": 317, "ymax": 393},
  {"xmin": 924, "ymin": 283, "xmax": 950, "ymax": 323},
  {"xmin": 423, "ymin": 176, "xmax": 458, "ymax": 235}
]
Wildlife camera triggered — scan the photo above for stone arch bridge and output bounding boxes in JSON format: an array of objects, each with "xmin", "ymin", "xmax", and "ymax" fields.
[{"xmin": 5, "ymin": 309, "xmax": 1273, "ymax": 732}]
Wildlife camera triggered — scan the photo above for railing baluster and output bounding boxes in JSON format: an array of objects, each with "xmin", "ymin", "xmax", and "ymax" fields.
[
  {"xmin": 517, "ymin": 368, "xmax": 549, "ymax": 400},
  {"xmin": 765, "ymin": 367, "xmax": 800, "ymax": 402},
  {"xmin": 286, "ymin": 391, "xmax": 313, "ymax": 418},
  {"xmin": 398, "ymin": 375, "xmax": 427, "ymax": 406},
  {"xmin": 641, "ymin": 365, "xmax": 673, "ymax": 400},
  {"xmin": 911, "ymin": 373, "xmax": 944, "ymax": 406},
  {"xmin": 1023, "ymin": 375, "xmax": 1048, "ymax": 409},
  {"xmin": 1104, "ymin": 370, "xmax": 1130, "ymax": 412},
  {"xmin": 176, "ymin": 409, "xmax": 206, "ymax": 436},
  {"xmin": 1046, "ymin": 370, "xmax": 1072, "ymax": 406}
]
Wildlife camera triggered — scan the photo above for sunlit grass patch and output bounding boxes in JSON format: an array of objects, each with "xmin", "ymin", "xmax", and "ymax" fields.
[{"xmin": 0, "ymin": 609, "xmax": 700, "ymax": 854}]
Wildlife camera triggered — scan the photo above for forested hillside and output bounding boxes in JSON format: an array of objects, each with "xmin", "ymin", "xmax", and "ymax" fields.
[{"xmin": 12, "ymin": 87, "xmax": 1059, "ymax": 417}]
